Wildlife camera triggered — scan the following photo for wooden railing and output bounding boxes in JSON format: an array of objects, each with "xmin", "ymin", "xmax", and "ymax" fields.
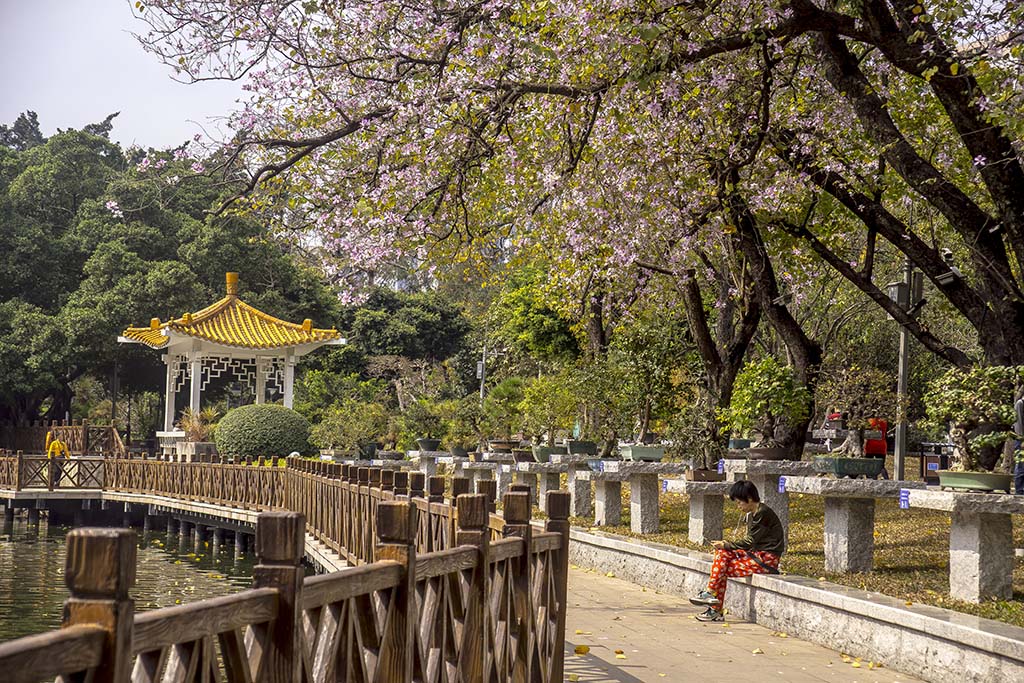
[
  {"xmin": 0, "ymin": 419, "xmax": 125, "ymax": 455},
  {"xmin": 0, "ymin": 456, "xmax": 570, "ymax": 683},
  {"xmin": 0, "ymin": 452, "xmax": 105, "ymax": 490}
]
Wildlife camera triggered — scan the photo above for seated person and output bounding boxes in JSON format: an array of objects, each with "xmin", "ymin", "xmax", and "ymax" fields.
[{"xmin": 690, "ymin": 481, "xmax": 785, "ymax": 621}]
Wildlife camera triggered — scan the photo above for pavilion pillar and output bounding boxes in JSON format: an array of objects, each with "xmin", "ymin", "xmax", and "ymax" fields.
[
  {"xmin": 189, "ymin": 352, "xmax": 203, "ymax": 412},
  {"xmin": 163, "ymin": 355, "xmax": 176, "ymax": 431},
  {"xmin": 255, "ymin": 358, "xmax": 266, "ymax": 405},
  {"xmin": 283, "ymin": 352, "xmax": 296, "ymax": 409}
]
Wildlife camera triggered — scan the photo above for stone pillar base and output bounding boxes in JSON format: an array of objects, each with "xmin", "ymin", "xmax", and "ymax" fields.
[
  {"xmin": 950, "ymin": 510, "xmax": 1013, "ymax": 602},
  {"xmin": 688, "ymin": 494, "xmax": 723, "ymax": 544},
  {"xmin": 419, "ymin": 456, "xmax": 437, "ymax": 478},
  {"xmin": 824, "ymin": 497, "xmax": 875, "ymax": 573},
  {"xmin": 496, "ymin": 466, "xmax": 513, "ymax": 499},
  {"xmin": 594, "ymin": 480, "xmax": 622, "ymax": 526},
  {"xmin": 539, "ymin": 473, "xmax": 560, "ymax": 513},
  {"xmin": 749, "ymin": 473, "xmax": 789, "ymax": 536},
  {"xmin": 629, "ymin": 473, "xmax": 660, "ymax": 533},
  {"xmin": 568, "ymin": 468, "xmax": 593, "ymax": 517},
  {"xmin": 517, "ymin": 472, "xmax": 539, "ymax": 506}
]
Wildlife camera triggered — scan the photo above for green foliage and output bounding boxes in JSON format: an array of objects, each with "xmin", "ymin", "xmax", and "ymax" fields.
[
  {"xmin": 401, "ymin": 397, "xmax": 446, "ymax": 440},
  {"xmin": 310, "ymin": 399, "xmax": 388, "ymax": 452},
  {"xmin": 720, "ymin": 357, "xmax": 812, "ymax": 447},
  {"xmin": 482, "ymin": 377, "xmax": 525, "ymax": 439},
  {"xmin": 518, "ymin": 372, "xmax": 577, "ymax": 443},
  {"xmin": 924, "ymin": 366, "xmax": 1021, "ymax": 472},
  {"xmin": 348, "ymin": 289, "xmax": 471, "ymax": 362},
  {"xmin": 492, "ymin": 268, "xmax": 579, "ymax": 363},
  {"xmin": 442, "ymin": 395, "xmax": 484, "ymax": 449},
  {"xmin": 176, "ymin": 406, "xmax": 220, "ymax": 442},
  {"xmin": 215, "ymin": 404, "xmax": 311, "ymax": 458},
  {"xmin": 294, "ymin": 370, "xmax": 384, "ymax": 425}
]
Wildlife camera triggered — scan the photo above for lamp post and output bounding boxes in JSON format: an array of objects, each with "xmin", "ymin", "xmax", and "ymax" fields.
[{"xmin": 888, "ymin": 260, "xmax": 923, "ymax": 481}]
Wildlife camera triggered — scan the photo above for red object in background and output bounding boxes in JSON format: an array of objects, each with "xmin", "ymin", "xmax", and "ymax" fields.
[{"xmin": 865, "ymin": 418, "xmax": 888, "ymax": 456}]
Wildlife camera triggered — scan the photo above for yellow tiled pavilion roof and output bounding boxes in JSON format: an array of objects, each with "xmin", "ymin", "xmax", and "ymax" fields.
[{"xmin": 122, "ymin": 272, "xmax": 341, "ymax": 350}]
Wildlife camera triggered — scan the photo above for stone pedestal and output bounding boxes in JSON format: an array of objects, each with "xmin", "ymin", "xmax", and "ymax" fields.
[
  {"xmin": 747, "ymin": 473, "xmax": 788, "ymax": 534},
  {"xmin": 824, "ymin": 498, "xmax": 875, "ymax": 573},
  {"xmin": 688, "ymin": 493, "xmax": 724, "ymax": 544},
  {"xmin": 629, "ymin": 473, "xmax": 660, "ymax": 533},
  {"xmin": 27, "ymin": 507, "xmax": 40, "ymax": 525},
  {"xmin": 594, "ymin": 480, "xmax": 622, "ymax": 526},
  {"xmin": 538, "ymin": 473, "xmax": 561, "ymax": 513},
  {"xmin": 516, "ymin": 472, "xmax": 538, "ymax": 505},
  {"xmin": 950, "ymin": 511, "xmax": 1013, "ymax": 602},
  {"xmin": 568, "ymin": 466, "xmax": 592, "ymax": 517},
  {"xmin": 724, "ymin": 460, "xmax": 815, "ymax": 540},
  {"xmin": 417, "ymin": 454, "xmax": 437, "ymax": 478},
  {"xmin": 496, "ymin": 465, "xmax": 513, "ymax": 498}
]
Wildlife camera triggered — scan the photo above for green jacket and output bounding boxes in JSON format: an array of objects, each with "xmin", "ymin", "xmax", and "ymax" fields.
[{"xmin": 724, "ymin": 503, "xmax": 785, "ymax": 556}]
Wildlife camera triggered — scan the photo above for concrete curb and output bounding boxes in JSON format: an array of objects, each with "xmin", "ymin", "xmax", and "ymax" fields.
[{"xmin": 568, "ymin": 526, "xmax": 1024, "ymax": 683}]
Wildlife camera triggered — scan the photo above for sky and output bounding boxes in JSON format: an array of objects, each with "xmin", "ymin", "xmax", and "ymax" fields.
[{"xmin": 0, "ymin": 0, "xmax": 245, "ymax": 149}]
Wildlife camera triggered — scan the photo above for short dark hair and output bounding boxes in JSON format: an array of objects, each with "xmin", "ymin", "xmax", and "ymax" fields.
[{"xmin": 728, "ymin": 480, "xmax": 760, "ymax": 503}]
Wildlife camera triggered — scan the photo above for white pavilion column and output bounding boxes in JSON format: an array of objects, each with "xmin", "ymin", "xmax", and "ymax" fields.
[
  {"xmin": 189, "ymin": 352, "xmax": 203, "ymax": 412},
  {"xmin": 163, "ymin": 355, "xmax": 176, "ymax": 431},
  {"xmin": 283, "ymin": 353, "xmax": 296, "ymax": 409},
  {"xmin": 254, "ymin": 358, "xmax": 266, "ymax": 405}
]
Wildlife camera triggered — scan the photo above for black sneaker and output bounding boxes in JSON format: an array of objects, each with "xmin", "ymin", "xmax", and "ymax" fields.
[{"xmin": 696, "ymin": 607, "xmax": 724, "ymax": 622}]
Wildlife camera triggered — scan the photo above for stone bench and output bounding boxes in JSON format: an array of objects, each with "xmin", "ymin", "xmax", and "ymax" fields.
[
  {"xmin": 408, "ymin": 450, "xmax": 451, "ymax": 477},
  {"xmin": 550, "ymin": 454, "xmax": 594, "ymax": 517},
  {"xmin": 906, "ymin": 489, "xmax": 1024, "ymax": 603},
  {"xmin": 514, "ymin": 462, "xmax": 568, "ymax": 513},
  {"xmin": 782, "ymin": 476, "xmax": 926, "ymax": 573},
  {"xmin": 723, "ymin": 459, "xmax": 816, "ymax": 536},
  {"xmin": 576, "ymin": 462, "xmax": 687, "ymax": 533}
]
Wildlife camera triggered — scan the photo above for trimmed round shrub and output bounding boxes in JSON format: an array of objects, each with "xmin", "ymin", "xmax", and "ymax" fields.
[{"xmin": 215, "ymin": 404, "xmax": 311, "ymax": 458}]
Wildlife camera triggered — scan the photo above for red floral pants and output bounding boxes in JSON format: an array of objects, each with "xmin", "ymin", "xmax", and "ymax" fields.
[{"xmin": 707, "ymin": 549, "xmax": 780, "ymax": 607}]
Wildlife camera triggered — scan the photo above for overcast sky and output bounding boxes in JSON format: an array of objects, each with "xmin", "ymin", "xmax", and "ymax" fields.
[{"xmin": 0, "ymin": 0, "xmax": 244, "ymax": 149}]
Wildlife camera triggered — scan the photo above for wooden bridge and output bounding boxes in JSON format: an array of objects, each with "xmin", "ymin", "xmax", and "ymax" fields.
[{"xmin": 0, "ymin": 453, "xmax": 569, "ymax": 683}]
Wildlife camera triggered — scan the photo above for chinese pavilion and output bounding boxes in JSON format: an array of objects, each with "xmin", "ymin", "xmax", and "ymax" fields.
[{"xmin": 119, "ymin": 272, "xmax": 344, "ymax": 431}]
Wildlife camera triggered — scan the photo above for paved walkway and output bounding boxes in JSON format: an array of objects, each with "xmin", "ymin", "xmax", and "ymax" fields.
[{"xmin": 564, "ymin": 568, "xmax": 921, "ymax": 683}]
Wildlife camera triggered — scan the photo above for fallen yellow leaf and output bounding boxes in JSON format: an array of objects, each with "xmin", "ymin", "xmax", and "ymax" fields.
[
  {"xmin": 573, "ymin": 645, "xmax": 590, "ymax": 656},
  {"xmin": 615, "ymin": 654, "xmax": 626, "ymax": 659},
  {"xmin": 614, "ymin": 649, "xmax": 624, "ymax": 655},
  {"xmin": 568, "ymin": 676, "xmax": 579, "ymax": 682},
  {"xmin": 852, "ymin": 662, "xmax": 862, "ymax": 668},
  {"xmin": 606, "ymin": 572, "xmax": 616, "ymax": 577},
  {"xmin": 752, "ymin": 648, "xmax": 764, "ymax": 655}
]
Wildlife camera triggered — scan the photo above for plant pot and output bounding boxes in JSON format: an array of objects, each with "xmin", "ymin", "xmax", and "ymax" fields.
[
  {"xmin": 586, "ymin": 457, "xmax": 620, "ymax": 472},
  {"xmin": 449, "ymin": 446, "xmax": 469, "ymax": 459},
  {"xmin": 619, "ymin": 444, "xmax": 665, "ymax": 461},
  {"xmin": 377, "ymin": 450, "xmax": 405, "ymax": 460},
  {"xmin": 417, "ymin": 438, "xmax": 442, "ymax": 452},
  {"xmin": 566, "ymin": 440, "xmax": 598, "ymax": 456},
  {"xmin": 512, "ymin": 448, "xmax": 535, "ymax": 463},
  {"xmin": 685, "ymin": 469, "xmax": 725, "ymax": 482},
  {"xmin": 728, "ymin": 438, "xmax": 753, "ymax": 450},
  {"xmin": 356, "ymin": 442, "xmax": 377, "ymax": 459},
  {"xmin": 937, "ymin": 470, "xmax": 1014, "ymax": 493},
  {"xmin": 532, "ymin": 445, "xmax": 568, "ymax": 463},
  {"xmin": 745, "ymin": 446, "xmax": 791, "ymax": 460},
  {"xmin": 813, "ymin": 456, "xmax": 885, "ymax": 479},
  {"xmin": 489, "ymin": 439, "xmax": 519, "ymax": 453}
]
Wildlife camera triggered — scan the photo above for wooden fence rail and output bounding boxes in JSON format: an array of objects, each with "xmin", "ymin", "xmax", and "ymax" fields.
[{"xmin": 0, "ymin": 454, "xmax": 570, "ymax": 683}]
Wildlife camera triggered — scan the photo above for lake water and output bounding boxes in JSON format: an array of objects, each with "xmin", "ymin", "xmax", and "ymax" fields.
[{"xmin": 0, "ymin": 517, "xmax": 258, "ymax": 641}]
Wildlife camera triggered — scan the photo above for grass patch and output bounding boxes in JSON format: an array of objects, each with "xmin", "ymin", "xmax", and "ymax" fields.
[{"xmin": 571, "ymin": 486, "xmax": 1024, "ymax": 629}]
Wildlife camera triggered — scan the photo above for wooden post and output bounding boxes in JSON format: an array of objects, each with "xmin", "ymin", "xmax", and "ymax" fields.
[
  {"xmin": 427, "ymin": 476, "xmax": 445, "ymax": 503},
  {"xmin": 476, "ymin": 479, "xmax": 497, "ymax": 513},
  {"xmin": 14, "ymin": 450, "xmax": 23, "ymax": 491},
  {"xmin": 369, "ymin": 467, "xmax": 382, "ymax": 489},
  {"xmin": 545, "ymin": 491, "xmax": 571, "ymax": 682},
  {"xmin": 409, "ymin": 472, "xmax": 425, "ymax": 498},
  {"xmin": 63, "ymin": 528, "xmax": 136, "ymax": 683},
  {"xmin": 509, "ymin": 483, "xmax": 532, "ymax": 508},
  {"xmin": 373, "ymin": 500, "xmax": 417, "ymax": 681},
  {"xmin": 381, "ymin": 469, "xmax": 395, "ymax": 492},
  {"xmin": 452, "ymin": 476, "xmax": 470, "ymax": 502},
  {"xmin": 47, "ymin": 455, "xmax": 55, "ymax": 491},
  {"xmin": 253, "ymin": 512, "xmax": 305, "ymax": 683},
  {"xmin": 502, "ymin": 491, "xmax": 533, "ymax": 681},
  {"xmin": 393, "ymin": 471, "xmax": 409, "ymax": 497},
  {"xmin": 456, "ymin": 494, "xmax": 489, "ymax": 682}
]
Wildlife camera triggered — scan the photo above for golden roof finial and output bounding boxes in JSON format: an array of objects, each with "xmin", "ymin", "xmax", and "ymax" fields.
[
  {"xmin": 302, "ymin": 318, "xmax": 312, "ymax": 332},
  {"xmin": 226, "ymin": 271, "xmax": 239, "ymax": 296},
  {"xmin": 150, "ymin": 317, "xmax": 160, "ymax": 330}
]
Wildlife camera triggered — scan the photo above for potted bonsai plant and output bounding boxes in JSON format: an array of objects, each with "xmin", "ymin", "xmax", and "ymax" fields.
[
  {"xmin": 814, "ymin": 365, "xmax": 896, "ymax": 478},
  {"xmin": 482, "ymin": 377, "xmax": 525, "ymax": 453},
  {"xmin": 310, "ymin": 399, "xmax": 387, "ymax": 459},
  {"xmin": 175, "ymin": 407, "xmax": 219, "ymax": 461},
  {"xmin": 718, "ymin": 357, "xmax": 811, "ymax": 461},
  {"xmin": 443, "ymin": 396, "xmax": 484, "ymax": 459},
  {"xmin": 924, "ymin": 365, "xmax": 1018, "ymax": 492},
  {"xmin": 403, "ymin": 397, "xmax": 446, "ymax": 452},
  {"xmin": 519, "ymin": 373, "xmax": 575, "ymax": 462}
]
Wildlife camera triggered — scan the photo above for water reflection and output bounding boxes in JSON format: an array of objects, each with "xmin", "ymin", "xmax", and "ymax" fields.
[{"xmin": 0, "ymin": 517, "xmax": 257, "ymax": 641}]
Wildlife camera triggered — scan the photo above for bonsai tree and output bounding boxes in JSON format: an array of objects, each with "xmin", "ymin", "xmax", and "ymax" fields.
[
  {"xmin": 719, "ymin": 357, "xmax": 811, "ymax": 454},
  {"xmin": 401, "ymin": 397, "xmax": 446, "ymax": 440},
  {"xmin": 176, "ymin": 406, "xmax": 219, "ymax": 442},
  {"xmin": 442, "ymin": 395, "xmax": 484, "ymax": 451},
  {"xmin": 924, "ymin": 365, "xmax": 1020, "ymax": 472},
  {"xmin": 482, "ymin": 377, "xmax": 525, "ymax": 440},
  {"xmin": 310, "ymin": 398, "xmax": 388, "ymax": 454},
  {"xmin": 519, "ymin": 373, "xmax": 577, "ymax": 445},
  {"xmin": 815, "ymin": 365, "xmax": 896, "ymax": 457}
]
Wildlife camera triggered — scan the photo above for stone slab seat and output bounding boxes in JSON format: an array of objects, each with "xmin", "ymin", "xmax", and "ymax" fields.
[{"xmin": 567, "ymin": 525, "xmax": 1024, "ymax": 682}]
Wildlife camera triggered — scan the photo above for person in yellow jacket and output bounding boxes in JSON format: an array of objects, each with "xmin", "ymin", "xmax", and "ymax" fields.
[{"xmin": 45, "ymin": 431, "xmax": 70, "ymax": 487}]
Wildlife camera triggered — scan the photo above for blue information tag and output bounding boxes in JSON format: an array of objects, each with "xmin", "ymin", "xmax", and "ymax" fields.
[
  {"xmin": 927, "ymin": 462, "xmax": 939, "ymax": 471},
  {"xmin": 898, "ymin": 488, "xmax": 911, "ymax": 509},
  {"xmin": 597, "ymin": 460, "xmax": 605, "ymax": 473},
  {"xmin": 662, "ymin": 479, "xmax": 668, "ymax": 493},
  {"xmin": 778, "ymin": 476, "xmax": 787, "ymax": 493},
  {"xmin": 717, "ymin": 459, "xmax": 725, "ymax": 474}
]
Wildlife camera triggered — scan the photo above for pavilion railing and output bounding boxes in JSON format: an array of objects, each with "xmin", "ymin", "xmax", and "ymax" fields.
[{"xmin": 0, "ymin": 457, "xmax": 570, "ymax": 683}]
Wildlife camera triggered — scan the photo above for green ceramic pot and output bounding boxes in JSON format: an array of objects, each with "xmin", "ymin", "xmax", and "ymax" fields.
[
  {"xmin": 566, "ymin": 440, "xmax": 598, "ymax": 456},
  {"xmin": 619, "ymin": 445, "xmax": 665, "ymax": 461},
  {"xmin": 532, "ymin": 445, "xmax": 568, "ymax": 463},
  {"xmin": 813, "ymin": 456, "xmax": 885, "ymax": 479},
  {"xmin": 937, "ymin": 470, "xmax": 1013, "ymax": 493}
]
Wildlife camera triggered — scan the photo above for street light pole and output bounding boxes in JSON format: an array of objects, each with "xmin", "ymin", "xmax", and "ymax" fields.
[
  {"xmin": 478, "ymin": 344, "xmax": 487, "ymax": 403},
  {"xmin": 894, "ymin": 259, "xmax": 913, "ymax": 481}
]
